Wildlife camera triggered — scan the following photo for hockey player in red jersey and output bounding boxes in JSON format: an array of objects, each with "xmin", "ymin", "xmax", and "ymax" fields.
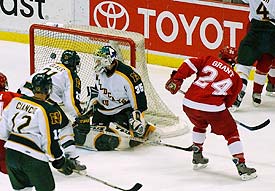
[
  {"xmin": 252, "ymin": 54, "xmax": 275, "ymax": 106},
  {"xmin": 0, "ymin": 72, "xmax": 21, "ymax": 174},
  {"xmin": 165, "ymin": 46, "xmax": 257, "ymax": 181}
]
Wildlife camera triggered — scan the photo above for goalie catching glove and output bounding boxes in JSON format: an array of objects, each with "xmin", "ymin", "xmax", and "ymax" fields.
[
  {"xmin": 165, "ymin": 70, "xmax": 183, "ymax": 94},
  {"xmin": 129, "ymin": 110, "xmax": 146, "ymax": 137}
]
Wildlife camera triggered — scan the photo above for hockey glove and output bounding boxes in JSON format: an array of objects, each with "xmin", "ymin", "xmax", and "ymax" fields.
[
  {"xmin": 73, "ymin": 114, "xmax": 91, "ymax": 135},
  {"xmin": 129, "ymin": 110, "xmax": 145, "ymax": 137},
  {"xmin": 52, "ymin": 157, "xmax": 74, "ymax": 175},
  {"xmin": 165, "ymin": 70, "xmax": 183, "ymax": 94}
]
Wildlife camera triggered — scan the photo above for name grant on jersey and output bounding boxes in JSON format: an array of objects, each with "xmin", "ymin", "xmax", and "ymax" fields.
[
  {"xmin": 212, "ymin": 61, "xmax": 234, "ymax": 77},
  {"xmin": 16, "ymin": 102, "xmax": 38, "ymax": 114}
]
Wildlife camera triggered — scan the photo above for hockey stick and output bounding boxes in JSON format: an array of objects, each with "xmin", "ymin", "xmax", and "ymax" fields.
[
  {"xmin": 75, "ymin": 171, "xmax": 142, "ymax": 191},
  {"xmin": 78, "ymin": 124, "xmax": 193, "ymax": 152},
  {"xmin": 155, "ymin": 142, "xmax": 193, "ymax": 151},
  {"xmin": 235, "ymin": 119, "xmax": 270, "ymax": 131},
  {"xmin": 177, "ymin": 90, "xmax": 270, "ymax": 131},
  {"xmin": 100, "ymin": 124, "xmax": 193, "ymax": 151}
]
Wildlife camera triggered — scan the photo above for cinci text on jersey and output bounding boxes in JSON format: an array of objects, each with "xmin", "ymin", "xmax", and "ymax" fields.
[{"xmin": 16, "ymin": 102, "xmax": 38, "ymax": 114}]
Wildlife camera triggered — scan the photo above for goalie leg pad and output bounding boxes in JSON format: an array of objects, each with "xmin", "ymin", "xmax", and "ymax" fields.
[
  {"xmin": 129, "ymin": 140, "xmax": 143, "ymax": 147},
  {"xmin": 95, "ymin": 133, "xmax": 119, "ymax": 151}
]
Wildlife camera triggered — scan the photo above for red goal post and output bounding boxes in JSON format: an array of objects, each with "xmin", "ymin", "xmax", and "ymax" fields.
[{"xmin": 29, "ymin": 24, "xmax": 188, "ymax": 138}]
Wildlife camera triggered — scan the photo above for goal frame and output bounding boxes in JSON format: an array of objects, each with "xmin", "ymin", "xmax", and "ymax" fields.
[
  {"xmin": 29, "ymin": 24, "xmax": 136, "ymax": 74},
  {"xmin": 28, "ymin": 23, "xmax": 189, "ymax": 138}
]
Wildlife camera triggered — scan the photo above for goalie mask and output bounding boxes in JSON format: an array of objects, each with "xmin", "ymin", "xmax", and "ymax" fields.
[
  {"xmin": 93, "ymin": 45, "xmax": 117, "ymax": 73},
  {"xmin": 32, "ymin": 73, "xmax": 52, "ymax": 95},
  {"xmin": 0, "ymin": 72, "xmax": 8, "ymax": 91},
  {"xmin": 61, "ymin": 50, "xmax": 81, "ymax": 73},
  {"xmin": 219, "ymin": 46, "xmax": 238, "ymax": 67}
]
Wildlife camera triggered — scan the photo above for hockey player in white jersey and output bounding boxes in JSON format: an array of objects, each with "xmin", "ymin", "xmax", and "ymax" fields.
[
  {"xmin": 18, "ymin": 50, "xmax": 86, "ymax": 169},
  {"xmin": 73, "ymin": 45, "xmax": 160, "ymax": 151},
  {"xmin": 231, "ymin": 0, "xmax": 275, "ymax": 111},
  {"xmin": 0, "ymin": 73, "xmax": 79, "ymax": 191}
]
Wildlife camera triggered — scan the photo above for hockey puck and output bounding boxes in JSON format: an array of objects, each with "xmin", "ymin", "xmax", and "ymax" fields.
[{"xmin": 50, "ymin": 53, "xmax": 56, "ymax": 59}]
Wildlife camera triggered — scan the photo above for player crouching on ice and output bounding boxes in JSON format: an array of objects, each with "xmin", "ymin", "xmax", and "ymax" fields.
[
  {"xmin": 165, "ymin": 46, "xmax": 257, "ymax": 181},
  {"xmin": 73, "ymin": 45, "xmax": 161, "ymax": 151}
]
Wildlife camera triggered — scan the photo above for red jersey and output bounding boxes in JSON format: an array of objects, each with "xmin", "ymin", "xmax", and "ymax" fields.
[
  {"xmin": 174, "ymin": 56, "xmax": 242, "ymax": 112},
  {"xmin": 0, "ymin": 91, "xmax": 20, "ymax": 174},
  {"xmin": 0, "ymin": 91, "xmax": 21, "ymax": 116}
]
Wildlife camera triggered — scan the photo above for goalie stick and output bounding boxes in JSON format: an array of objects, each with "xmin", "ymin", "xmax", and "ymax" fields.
[
  {"xmin": 77, "ymin": 123, "xmax": 193, "ymax": 152},
  {"xmin": 75, "ymin": 171, "xmax": 142, "ymax": 191},
  {"xmin": 178, "ymin": 90, "xmax": 270, "ymax": 131}
]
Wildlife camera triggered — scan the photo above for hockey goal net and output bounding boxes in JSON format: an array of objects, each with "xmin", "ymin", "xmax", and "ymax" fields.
[{"xmin": 29, "ymin": 24, "xmax": 188, "ymax": 138}]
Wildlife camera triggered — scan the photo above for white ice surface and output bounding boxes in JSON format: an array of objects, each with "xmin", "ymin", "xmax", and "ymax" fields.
[{"xmin": 0, "ymin": 41, "xmax": 274, "ymax": 191}]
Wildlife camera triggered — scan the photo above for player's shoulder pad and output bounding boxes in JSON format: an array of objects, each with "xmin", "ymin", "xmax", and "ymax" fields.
[
  {"xmin": 20, "ymin": 95, "xmax": 59, "ymax": 114},
  {"xmin": 116, "ymin": 61, "xmax": 142, "ymax": 84}
]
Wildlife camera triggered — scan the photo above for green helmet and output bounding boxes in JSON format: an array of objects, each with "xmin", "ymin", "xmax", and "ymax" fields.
[
  {"xmin": 32, "ymin": 73, "xmax": 52, "ymax": 95},
  {"xmin": 93, "ymin": 45, "xmax": 117, "ymax": 73},
  {"xmin": 60, "ymin": 50, "xmax": 81, "ymax": 72}
]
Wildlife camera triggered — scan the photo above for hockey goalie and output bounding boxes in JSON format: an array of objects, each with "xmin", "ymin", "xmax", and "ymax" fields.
[{"xmin": 73, "ymin": 45, "xmax": 161, "ymax": 151}]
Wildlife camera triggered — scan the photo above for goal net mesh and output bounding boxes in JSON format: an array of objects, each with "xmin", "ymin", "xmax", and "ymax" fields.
[{"xmin": 29, "ymin": 24, "xmax": 188, "ymax": 137}]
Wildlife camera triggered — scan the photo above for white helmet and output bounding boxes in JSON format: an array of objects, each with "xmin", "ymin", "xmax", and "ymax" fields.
[{"xmin": 93, "ymin": 45, "xmax": 117, "ymax": 73}]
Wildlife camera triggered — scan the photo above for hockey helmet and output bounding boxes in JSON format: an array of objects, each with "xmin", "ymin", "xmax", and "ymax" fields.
[
  {"xmin": 61, "ymin": 50, "xmax": 81, "ymax": 72},
  {"xmin": 93, "ymin": 45, "xmax": 117, "ymax": 73},
  {"xmin": 219, "ymin": 46, "xmax": 238, "ymax": 67},
  {"xmin": 0, "ymin": 72, "xmax": 8, "ymax": 91},
  {"xmin": 32, "ymin": 73, "xmax": 52, "ymax": 95}
]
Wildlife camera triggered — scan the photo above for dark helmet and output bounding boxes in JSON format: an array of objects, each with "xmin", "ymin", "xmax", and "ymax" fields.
[
  {"xmin": 93, "ymin": 45, "xmax": 117, "ymax": 73},
  {"xmin": 219, "ymin": 46, "xmax": 238, "ymax": 67},
  {"xmin": 60, "ymin": 50, "xmax": 81, "ymax": 72},
  {"xmin": 0, "ymin": 72, "xmax": 8, "ymax": 91},
  {"xmin": 31, "ymin": 73, "xmax": 52, "ymax": 95}
]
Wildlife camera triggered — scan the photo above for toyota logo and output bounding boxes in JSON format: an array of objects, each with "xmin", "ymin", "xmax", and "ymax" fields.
[{"xmin": 93, "ymin": 1, "xmax": 129, "ymax": 31}]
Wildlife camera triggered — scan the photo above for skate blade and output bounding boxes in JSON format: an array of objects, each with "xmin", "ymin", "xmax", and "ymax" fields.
[
  {"xmin": 229, "ymin": 105, "xmax": 238, "ymax": 112},
  {"xmin": 266, "ymin": 92, "xmax": 275, "ymax": 97},
  {"xmin": 252, "ymin": 102, "xmax": 260, "ymax": 107},
  {"xmin": 193, "ymin": 163, "xmax": 208, "ymax": 170},
  {"xmin": 73, "ymin": 169, "xmax": 87, "ymax": 175},
  {"xmin": 240, "ymin": 172, "xmax": 257, "ymax": 181}
]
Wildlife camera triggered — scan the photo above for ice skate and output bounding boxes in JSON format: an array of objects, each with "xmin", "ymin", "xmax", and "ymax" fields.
[
  {"xmin": 233, "ymin": 158, "xmax": 257, "ymax": 181},
  {"xmin": 192, "ymin": 146, "xmax": 209, "ymax": 170},
  {"xmin": 71, "ymin": 157, "xmax": 87, "ymax": 175},
  {"xmin": 252, "ymin": 93, "xmax": 261, "ymax": 107},
  {"xmin": 230, "ymin": 90, "xmax": 245, "ymax": 112},
  {"xmin": 58, "ymin": 157, "xmax": 87, "ymax": 175},
  {"xmin": 266, "ymin": 82, "xmax": 275, "ymax": 97}
]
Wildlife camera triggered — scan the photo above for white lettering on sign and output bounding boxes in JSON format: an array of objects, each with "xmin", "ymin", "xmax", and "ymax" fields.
[
  {"xmin": 138, "ymin": 8, "xmax": 243, "ymax": 49},
  {"xmin": 156, "ymin": 11, "xmax": 178, "ymax": 43}
]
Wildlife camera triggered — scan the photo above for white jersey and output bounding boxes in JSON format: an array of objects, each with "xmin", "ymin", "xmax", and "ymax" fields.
[
  {"xmin": 244, "ymin": 0, "xmax": 275, "ymax": 21},
  {"xmin": 95, "ymin": 61, "xmax": 147, "ymax": 115},
  {"xmin": 19, "ymin": 62, "xmax": 82, "ymax": 119},
  {"xmin": 0, "ymin": 96, "xmax": 65, "ymax": 162}
]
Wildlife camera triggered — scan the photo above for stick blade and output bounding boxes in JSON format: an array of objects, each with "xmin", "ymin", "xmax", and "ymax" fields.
[
  {"xmin": 253, "ymin": 119, "xmax": 270, "ymax": 130},
  {"xmin": 127, "ymin": 183, "xmax": 143, "ymax": 191},
  {"xmin": 240, "ymin": 119, "xmax": 270, "ymax": 131}
]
